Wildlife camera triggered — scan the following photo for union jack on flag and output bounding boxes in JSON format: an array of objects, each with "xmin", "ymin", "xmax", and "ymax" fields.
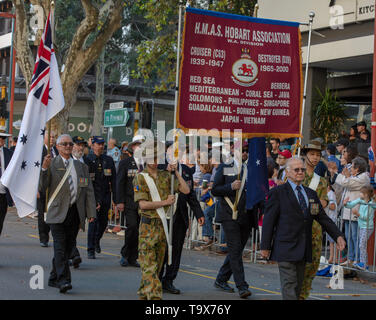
[
  {"xmin": 1, "ymin": 11, "xmax": 64, "ymax": 218},
  {"xmin": 30, "ymin": 12, "xmax": 53, "ymax": 106}
]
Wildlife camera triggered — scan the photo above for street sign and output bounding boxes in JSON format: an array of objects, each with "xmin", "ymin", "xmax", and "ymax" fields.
[
  {"xmin": 109, "ymin": 101, "xmax": 124, "ymax": 110},
  {"xmin": 104, "ymin": 108, "xmax": 129, "ymax": 127}
]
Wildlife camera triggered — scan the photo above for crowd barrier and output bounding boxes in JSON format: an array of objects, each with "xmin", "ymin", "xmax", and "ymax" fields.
[{"xmin": 320, "ymin": 207, "xmax": 376, "ymax": 275}]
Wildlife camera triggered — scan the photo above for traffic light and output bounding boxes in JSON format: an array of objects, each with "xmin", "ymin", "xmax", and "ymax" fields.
[
  {"xmin": 0, "ymin": 98, "xmax": 6, "ymax": 118},
  {"xmin": 141, "ymin": 101, "xmax": 153, "ymax": 129},
  {"xmin": 0, "ymin": 75, "xmax": 7, "ymax": 119}
]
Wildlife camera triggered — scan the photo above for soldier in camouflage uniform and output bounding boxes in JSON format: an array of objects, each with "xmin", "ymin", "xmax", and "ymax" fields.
[
  {"xmin": 133, "ymin": 139, "xmax": 190, "ymax": 300},
  {"xmin": 300, "ymin": 140, "xmax": 329, "ymax": 300}
]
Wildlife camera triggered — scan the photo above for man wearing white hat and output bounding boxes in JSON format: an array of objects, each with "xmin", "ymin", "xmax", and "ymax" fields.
[{"xmin": 0, "ymin": 128, "xmax": 13, "ymax": 237}]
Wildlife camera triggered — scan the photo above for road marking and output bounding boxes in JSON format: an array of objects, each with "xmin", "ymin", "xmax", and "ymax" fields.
[{"xmin": 27, "ymin": 234, "xmax": 376, "ymax": 298}]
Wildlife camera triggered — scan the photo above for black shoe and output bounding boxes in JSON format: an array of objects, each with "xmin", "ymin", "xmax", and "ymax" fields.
[
  {"xmin": 59, "ymin": 283, "xmax": 72, "ymax": 294},
  {"xmin": 214, "ymin": 280, "xmax": 235, "ymax": 293},
  {"xmin": 163, "ymin": 280, "xmax": 181, "ymax": 294},
  {"xmin": 120, "ymin": 257, "xmax": 129, "ymax": 267},
  {"xmin": 239, "ymin": 288, "xmax": 252, "ymax": 299},
  {"xmin": 88, "ymin": 252, "xmax": 96, "ymax": 259},
  {"xmin": 72, "ymin": 256, "xmax": 82, "ymax": 269},
  {"xmin": 129, "ymin": 260, "xmax": 140, "ymax": 268},
  {"xmin": 95, "ymin": 245, "xmax": 101, "ymax": 254},
  {"xmin": 40, "ymin": 242, "xmax": 48, "ymax": 248}
]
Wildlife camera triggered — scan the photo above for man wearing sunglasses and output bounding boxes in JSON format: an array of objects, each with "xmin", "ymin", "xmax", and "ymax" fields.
[
  {"xmin": 261, "ymin": 156, "xmax": 345, "ymax": 300},
  {"xmin": 41, "ymin": 134, "xmax": 96, "ymax": 293}
]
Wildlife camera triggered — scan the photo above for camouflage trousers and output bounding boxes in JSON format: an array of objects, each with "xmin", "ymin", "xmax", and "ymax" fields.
[
  {"xmin": 299, "ymin": 220, "xmax": 322, "ymax": 300},
  {"xmin": 138, "ymin": 217, "xmax": 166, "ymax": 300}
]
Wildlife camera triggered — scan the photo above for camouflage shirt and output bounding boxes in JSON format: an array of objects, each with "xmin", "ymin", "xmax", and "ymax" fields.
[
  {"xmin": 133, "ymin": 167, "xmax": 179, "ymax": 219},
  {"xmin": 303, "ymin": 171, "xmax": 328, "ymax": 203}
]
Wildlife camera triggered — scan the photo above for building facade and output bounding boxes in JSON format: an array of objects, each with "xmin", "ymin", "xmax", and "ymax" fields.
[{"xmin": 258, "ymin": 0, "xmax": 374, "ymax": 143}]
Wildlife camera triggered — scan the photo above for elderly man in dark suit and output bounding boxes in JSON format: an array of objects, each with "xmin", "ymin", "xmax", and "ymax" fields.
[
  {"xmin": 40, "ymin": 134, "xmax": 96, "ymax": 293},
  {"xmin": 0, "ymin": 130, "xmax": 13, "ymax": 236},
  {"xmin": 261, "ymin": 156, "xmax": 346, "ymax": 300}
]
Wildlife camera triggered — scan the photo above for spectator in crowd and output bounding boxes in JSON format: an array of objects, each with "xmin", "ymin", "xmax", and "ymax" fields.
[
  {"xmin": 276, "ymin": 149, "xmax": 292, "ymax": 183},
  {"xmin": 344, "ymin": 185, "xmax": 376, "ymax": 270},
  {"xmin": 349, "ymin": 125, "xmax": 359, "ymax": 143},
  {"xmin": 340, "ymin": 144, "xmax": 359, "ymax": 172},
  {"xmin": 336, "ymin": 138, "xmax": 349, "ymax": 158},
  {"xmin": 10, "ymin": 136, "xmax": 17, "ymax": 152},
  {"xmin": 265, "ymin": 142, "xmax": 273, "ymax": 160},
  {"xmin": 107, "ymin": 138, "xmax": 121, "ymax": 169},
  {"xmin": 326, "ymin": 143, "xmax": 342, "ymax": 173},
  {"xmin": 270, "ymin": 138, "xmax": 280, "ymax": 161},
  {"xmin": 356, "ymin": 121, "xmax": 371, "ymax": 141},
  {"xmin": 334, "ymin": 156, "xmax": 370, "ymax": 267},
  {"xmin": 325, "ymin": 184, "xmax": 338, "ymax": 264}
]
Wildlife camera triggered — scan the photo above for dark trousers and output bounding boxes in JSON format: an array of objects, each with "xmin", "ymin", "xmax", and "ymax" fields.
[
  {"xmin": 48, "ymin": 204, "xmax": 80, "ymax": 286},
  {"xmin": 160, "ymin": 213, "xmax": 187, "ymax": 282},
  {"xmin": 0, "ymin": 194, "xmax": 8, "ymax": 236},
  {"xmin": 69, "ymin": 227, "xmax": 81, "ymax": 260},
  {"xmin": 37, "ymin": 196, "xmax": 50, "ymax": 243},
  {"xmin": 216, "ymin": 212, "xmax": 253, "ymax": 290},
  {"xmin": 87, "ymin": 205, "xmax": 109, "ymax": 252},
  {"xmin": 278, "ymin": 261, "xmax": 306, "ymax": 300},
  {"xmin": 120, "ymin": 209, "xmax": 140, "ymax": 262}
]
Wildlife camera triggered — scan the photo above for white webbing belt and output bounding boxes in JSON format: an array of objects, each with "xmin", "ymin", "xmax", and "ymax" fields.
[
  {"xmin": 309, "ymin": 172, "xmax": 320, "ymax": 191},
  {"xmin": 224, "ymin": 165, "xmax": 247, "ymax": 220},
  {"xmin": 44, "ymin": 161, "xmax": 73, "ymax": 221},
  {"xmin": 140, "ymin": 172, "xmax": 173, "ymax": 265}
]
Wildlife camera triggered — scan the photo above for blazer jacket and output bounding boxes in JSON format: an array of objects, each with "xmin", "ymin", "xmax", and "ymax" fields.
[
  {"xmin": 261, "ymin": 182, "xmax": 344, "ymax": 263},
  {"xmin": 39, "ymin": 156, "xmax": 96, "ymax": 230}
]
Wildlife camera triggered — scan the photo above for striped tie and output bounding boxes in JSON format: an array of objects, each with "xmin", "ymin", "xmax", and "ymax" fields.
[{"xmin": 65, "ymin": 160, "xmax": 76, "ymax": 205}]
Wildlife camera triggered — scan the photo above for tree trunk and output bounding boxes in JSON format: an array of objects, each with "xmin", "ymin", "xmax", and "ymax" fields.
[
  {"xmin": 12, "ymin": 0, "xmax": 123, "ymax": 134},
  {"xmin": 92, "ymin": 49, "xmax": 105, "ymax": 136}
]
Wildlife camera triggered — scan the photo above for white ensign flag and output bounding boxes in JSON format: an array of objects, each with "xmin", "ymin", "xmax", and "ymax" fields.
[{"xmin": 1, "ymin": 12, "xmax": 64, "ymax": 217}]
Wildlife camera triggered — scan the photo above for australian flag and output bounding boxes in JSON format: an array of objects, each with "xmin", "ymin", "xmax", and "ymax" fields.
[
  {"xmin": 1, "ymin": 11, "xmax": 64, "ymax": 218},
  {"xmin": 246, "ymin": 137, "xmax": 269, "ymax": 210}
]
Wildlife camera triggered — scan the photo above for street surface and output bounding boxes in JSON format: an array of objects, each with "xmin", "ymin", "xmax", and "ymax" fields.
[{"xmin": 1, "ymin": 208, "xmax": 376, "ymax": 300}]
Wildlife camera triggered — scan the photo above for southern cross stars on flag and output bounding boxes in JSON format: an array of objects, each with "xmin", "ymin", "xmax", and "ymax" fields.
[{"xmin": 1, "ymin": 11, "xmax": 65, "ymax": 218}]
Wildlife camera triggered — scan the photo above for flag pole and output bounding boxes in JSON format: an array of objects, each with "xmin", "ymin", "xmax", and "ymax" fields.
[
  {"xmin": 297, "ymin": 12, "xmax": 315, "ymax": 157},
  {"xmin": 45, "ymin": 2, "xmax": 55, "ymax": 214},
  {"xmin": 168, "ymin": 0, "xmax": 184, "ymax": 265}
]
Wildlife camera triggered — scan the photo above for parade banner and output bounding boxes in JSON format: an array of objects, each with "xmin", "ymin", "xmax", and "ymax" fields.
[{"xmin": 177, "ymin": 7, "xmax": 303, "ymax": 138}]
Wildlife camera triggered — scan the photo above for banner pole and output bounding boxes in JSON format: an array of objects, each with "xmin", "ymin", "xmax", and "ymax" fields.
[
  {"xmin": 297, "ymin": 12, "xmax": 315, "ymax": 157},
  {"xmin": 168, "ymin": 0, "xmax": 184, "ymax": 265}
]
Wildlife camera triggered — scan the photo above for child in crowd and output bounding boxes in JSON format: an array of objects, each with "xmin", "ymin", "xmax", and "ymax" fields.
[
  {"xmin": 326, "ymin": 184, "xmax": 338, "ymax": 264},
  {"xmin": 344, "ymin": 185, "xmax": 376, "ymax": 270}
]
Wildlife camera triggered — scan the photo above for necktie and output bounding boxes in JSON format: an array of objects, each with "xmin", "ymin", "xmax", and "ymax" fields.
[
  {"xmin": 138, "ymin": 163, "xmax": 144, "ymax": 173},
  {"xmin": 65, "ymin": 160, "xmax": 76, "ymax": 205},
  {"xmin": 296, "ymin": 185, "xmax": 308, "ymax": 214}
]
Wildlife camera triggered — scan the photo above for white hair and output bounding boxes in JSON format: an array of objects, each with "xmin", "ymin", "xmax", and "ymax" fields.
[
  {"xmin": 56, "ymin": 134, "xmax": 72, "ymax": 145},
  {"xmin": 285, "ymin": 156, "xmax": 305, "ymax": 170}
]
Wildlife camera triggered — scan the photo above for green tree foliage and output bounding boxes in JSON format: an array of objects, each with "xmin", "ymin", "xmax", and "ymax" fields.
[
  {"xmin": 133, "ymin": 0, "xmax": 258, "ymax": 92},
  {"xmin": 312, "ymin": 88, "xmax": 347, "ymax": 144}
]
